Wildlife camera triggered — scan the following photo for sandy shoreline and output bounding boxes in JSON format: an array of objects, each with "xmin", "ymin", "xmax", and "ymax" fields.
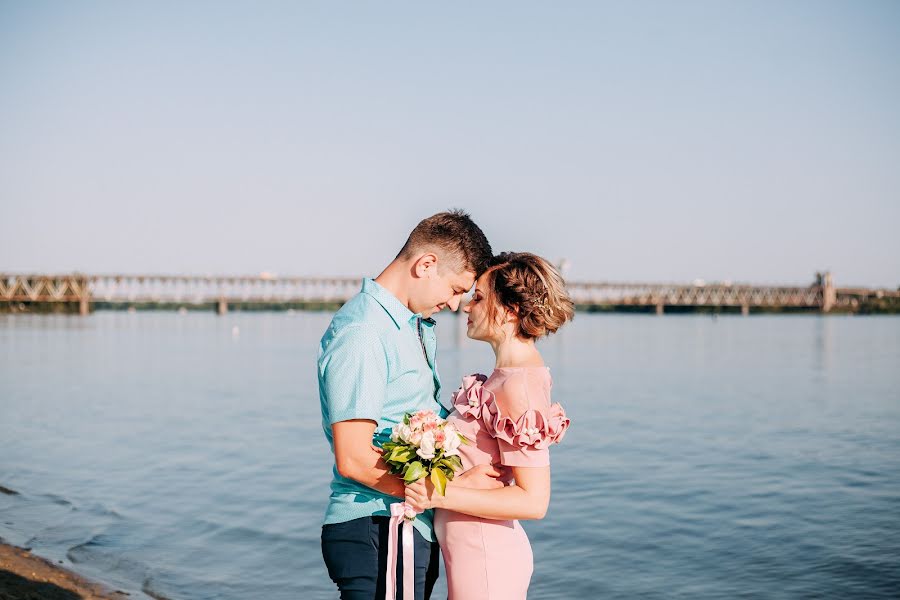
[{"xmin": 0, "ymin": 541, "xmax": 130, "ymax": 600}]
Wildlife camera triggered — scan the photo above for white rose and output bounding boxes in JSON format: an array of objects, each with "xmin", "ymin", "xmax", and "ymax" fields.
[
  {"xmin": 442, "ymin": 429, "xmax": 462, "ymax": 457},
  {"xmin": 394, "ymin": 424, "xmax": 412, "ymax": 443},
  {"xmin": 416, "ymin": 430, "xmax": 436, "ymax": 460}
]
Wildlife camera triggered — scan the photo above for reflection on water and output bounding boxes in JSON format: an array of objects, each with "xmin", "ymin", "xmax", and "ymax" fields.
[
  {"xmin": 813, "ymin": 316, "xmax": 834, "ymax": 379},
  {"xmin": 1, "ymin": 312, "xmax": 899, "ymax": 599}
]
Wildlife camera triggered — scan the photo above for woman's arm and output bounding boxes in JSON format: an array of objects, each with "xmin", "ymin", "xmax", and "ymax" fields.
[{"xmin": 406, "ymin": 465, "xmax": 551, "ymax": 520}]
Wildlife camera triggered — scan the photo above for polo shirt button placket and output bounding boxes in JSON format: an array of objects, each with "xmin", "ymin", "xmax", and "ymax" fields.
[{"xmin": 416, "ymin": 317, "xmax": 427, "ymax": 360}]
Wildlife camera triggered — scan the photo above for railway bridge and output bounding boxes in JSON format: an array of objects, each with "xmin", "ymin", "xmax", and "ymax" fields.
[{"xmin": 3, "ymin": 271, "xmax": 897, "ymax": 315}]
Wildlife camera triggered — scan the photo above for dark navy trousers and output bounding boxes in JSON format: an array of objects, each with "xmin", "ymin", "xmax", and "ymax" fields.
[{"xmin": 322, "ymin": 516, "xmax": 440, "ymax": 600}]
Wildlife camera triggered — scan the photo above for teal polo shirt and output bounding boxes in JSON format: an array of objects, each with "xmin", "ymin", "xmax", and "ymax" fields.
[{"xmin": 318, "ymin": 278, "xmax": 447, "ymax": 541}]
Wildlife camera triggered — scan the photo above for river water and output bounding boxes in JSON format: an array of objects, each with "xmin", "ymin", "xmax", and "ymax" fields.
[{"xmin": 1, "ymin": 311, "xmax": 898, "ymax": 599}]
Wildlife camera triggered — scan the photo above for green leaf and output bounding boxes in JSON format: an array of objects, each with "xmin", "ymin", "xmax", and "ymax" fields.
[
  {"xmin": 385, "ymin": 444, "xmax": 414, "ymax": 462},
  {"xmin": 398, "ymin": 450, "xmax": 417, "ymax": 463},
  {"xmin": 435, "ymin": 456, "xmax": 463, "ymax": 474},
  {"xmin": 430, "ymin": 468, "xmax": 448, "ymax": 496},
  {"xmin": 458, "ymin": 433, "xmax": 471, "ymax": 445},
  {"xmin": 403, "ymin": 461, "xmax": 426, "ymax": 483}
]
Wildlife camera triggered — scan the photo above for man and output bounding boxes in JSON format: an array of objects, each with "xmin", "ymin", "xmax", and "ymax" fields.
[{"xmin": 318, "ymin": 210, "xmax": 501, "ymax": 599}]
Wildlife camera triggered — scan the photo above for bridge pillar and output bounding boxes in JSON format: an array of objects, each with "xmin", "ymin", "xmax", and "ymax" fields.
[
  {"xmin": 822, "ymin": 272, "xmax": 835, "ymax": 313},
  {"xmin": 79, "ymin": 297, "xmax": 90, "ymax": 316},
  {"xmin": 217, "ymin": 298, "xmax": 228, "ymax": 316},
  {"xmin": 655, "ymin": 301, "xmax": 664, "ymax": 316},
  {"xmin": 741, "ymin": 303, "xmax": 749, "ymax": 316}
]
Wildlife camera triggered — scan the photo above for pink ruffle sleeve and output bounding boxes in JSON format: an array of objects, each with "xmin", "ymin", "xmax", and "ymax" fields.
[
  {"xmin": 484, "ymin": 397, "xmax": 570, "ymax": 467},
  {"xmin": 450, "ymin": 373, "xmax": 495, "ymax": 420},
  {"xmin": 452, "ymin": 371, "xmax": 570, "ymax": 468}
]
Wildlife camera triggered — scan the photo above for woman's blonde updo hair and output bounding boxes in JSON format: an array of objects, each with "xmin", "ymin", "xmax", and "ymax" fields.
[{"xmin": 480, "ymin": 252, "xmax": 575, "ymax": 340}]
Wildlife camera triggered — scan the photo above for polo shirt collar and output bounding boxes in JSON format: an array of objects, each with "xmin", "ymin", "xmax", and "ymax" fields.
[{"xmin": 361, "ymin": 278, "xmax": 432, "ymax": 329}]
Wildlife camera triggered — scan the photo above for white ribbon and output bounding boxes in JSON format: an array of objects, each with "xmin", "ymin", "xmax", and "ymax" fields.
[{"xmin": 385, "ymin": 502, "xmax": 416, "ymax": 600}]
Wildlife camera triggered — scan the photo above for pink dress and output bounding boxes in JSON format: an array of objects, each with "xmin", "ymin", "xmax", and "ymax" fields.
[{"xmin": 434, "ymin": 367, "xmax": 570, "ymax": 600}]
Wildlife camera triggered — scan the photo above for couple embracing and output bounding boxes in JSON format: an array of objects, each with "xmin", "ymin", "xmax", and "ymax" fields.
[{"xmin": 317, "ymin": 210, "xmax": 574, "ymax": 600}]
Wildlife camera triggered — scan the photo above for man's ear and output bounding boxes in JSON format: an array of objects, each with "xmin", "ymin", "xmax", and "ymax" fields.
[{"xmin": 413, "ymin": 253, "xmax": 439, "ymax": 278}]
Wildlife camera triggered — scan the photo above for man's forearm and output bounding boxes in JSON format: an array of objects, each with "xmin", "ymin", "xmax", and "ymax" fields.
[{"xmin": 341, "ymin": 450, "xmax": 406, "ymax": 499}]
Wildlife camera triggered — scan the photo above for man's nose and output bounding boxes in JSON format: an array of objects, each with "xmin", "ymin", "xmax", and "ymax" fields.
[{"xmin": 447, "ymin": 296, "xmax": 461, "ymax": 312}]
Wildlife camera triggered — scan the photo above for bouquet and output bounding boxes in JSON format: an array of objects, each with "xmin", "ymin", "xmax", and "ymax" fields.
[{"xmin": 381, "ymin": 410, "xmax": 468, "ymax": 495}]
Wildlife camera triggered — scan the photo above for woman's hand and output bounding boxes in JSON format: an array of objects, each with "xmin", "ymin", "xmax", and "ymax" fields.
[
  {"xmin": 405, "ymin": 477, "xmax": 438, "ymax": 512},
  {"xmin": 454, "ymin": 463, "xmax": 507, "ymax": 489}
]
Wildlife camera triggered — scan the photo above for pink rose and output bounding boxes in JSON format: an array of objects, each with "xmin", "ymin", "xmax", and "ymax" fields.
[{"xmin": 433, "ymin": 429, "xmax": 446, "ymax": 446}]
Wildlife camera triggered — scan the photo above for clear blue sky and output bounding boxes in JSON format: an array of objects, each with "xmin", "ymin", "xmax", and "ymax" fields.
[{"xmin": 2, "ymin": 1, "xmax": 898, "ymax": 287}]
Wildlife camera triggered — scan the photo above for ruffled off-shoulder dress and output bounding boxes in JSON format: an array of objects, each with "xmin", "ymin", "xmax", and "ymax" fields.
[{"xmin": 434, "ymin": 367, "xmax": 570, "ymax": 600}]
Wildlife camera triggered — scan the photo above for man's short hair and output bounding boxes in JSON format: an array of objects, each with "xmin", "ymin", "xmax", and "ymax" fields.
[{"xmin": 396, "ymin": 209, "xmax": 493, "ymax": 276}]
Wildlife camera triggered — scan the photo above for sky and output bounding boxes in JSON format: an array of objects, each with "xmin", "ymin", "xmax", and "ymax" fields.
[{"xmin": 1, "ymin": 1, "xmax": 898, "ymax": 288}]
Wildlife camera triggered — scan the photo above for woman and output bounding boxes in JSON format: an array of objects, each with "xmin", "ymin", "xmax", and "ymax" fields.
[{"xmin": 405, "ymin": 251, "xmax": 575, "ymax": 600}]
